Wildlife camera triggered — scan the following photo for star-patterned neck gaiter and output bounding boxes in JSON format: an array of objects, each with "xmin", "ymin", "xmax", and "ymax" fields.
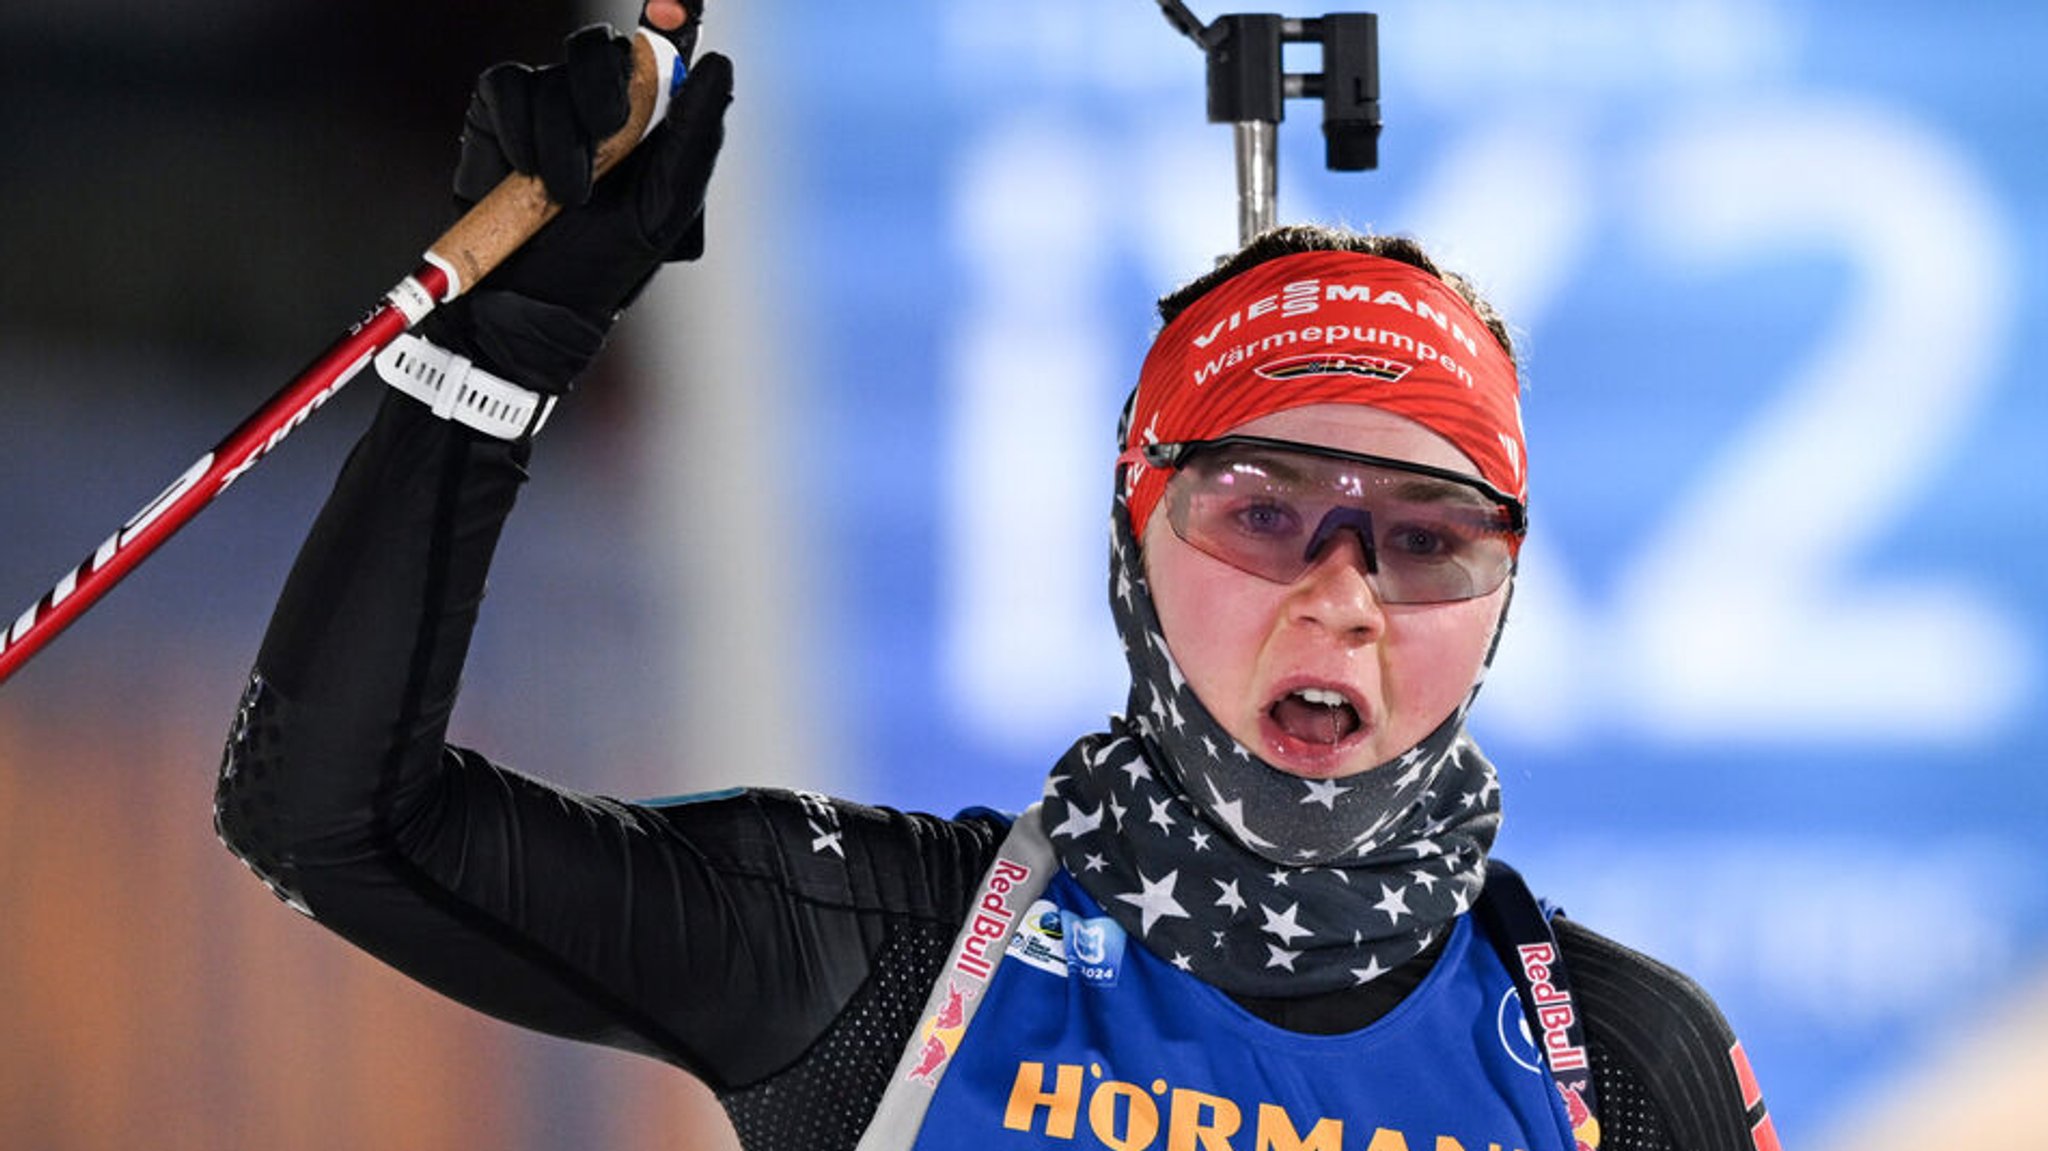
[{"xmin": 1039, "ymin": 503, "xmax": 1505, "ymax": 997}]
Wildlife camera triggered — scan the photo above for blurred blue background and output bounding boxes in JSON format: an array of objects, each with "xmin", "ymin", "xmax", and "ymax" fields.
[{"xmin": 1, "ymin": 1, "xmax": 2041, "ymax": 1147}]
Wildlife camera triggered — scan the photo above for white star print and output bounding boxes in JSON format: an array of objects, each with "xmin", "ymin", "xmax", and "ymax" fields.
[
  {"xmin": 1409, "ymin": 867, "xmax": 1440, "ymax": 892},
  {"xmin": 1374, "ymin": 882, "xmax": 1413, "ymax": 924},
  {"xmin": 1146, "ymin": 797, "xmax": 1177, "ymax": 834},
  {"xmin": 1299, "ymin": 778, "xmax": 1350, "ymax": 809},
  {"xmin": 1259, "ymin": 902, "xmax": 1313, "ymax": 946},
  {"xmin": 1092, "ymin": 736, "xmax": 1134, "ymax": 770},
  {"xmin": 1083, "ymin": 853, "xmax": 1108, "ymax": 872},
  {"xmin": 1120, "ymin": 757, "xmax": 1153, "ymax": 787},
  {"xmin": 1116, "ymin": 869, "xmax": 1191, "ymax": 937},
  {"xmin": 1171, "ymin": 953, "xmax": 1194, "ymax": 972},
  {"xmin": 1213, "ymin": 879, "xmax": 1246, "ymax": 915},
  {"xmin": 1393, "ymin": 748, "xmax": 1429, "ymax": 789},
  {"xmin": 1267, "ymin": 866, "xmax": 1292, "ymax": 888},
  {"xmin": 1203, "ymin": 779, "xmax": 1277, "ymax": 851},
  {"xmin": 1351, "ymin": 956, "xmax": 1388, "ymax": 985},
  {"xmin": 1188, "ymin": 827, "xmax": 1211, "ymax": 852},
  {"xmin": 1050, "ymin": 803, "xmax": 1103, "ymax": 839},
  {"xmin": 1200, "ymin": 735, "xmax": 1220, "ymax": 760},
  {"xmin": 1264, "ymin": 944, "xmax": 1301, "ymax": 971},
  {"xmin": 1211, "ymin": 930, "xmax": 1228, "ymax": 950}
]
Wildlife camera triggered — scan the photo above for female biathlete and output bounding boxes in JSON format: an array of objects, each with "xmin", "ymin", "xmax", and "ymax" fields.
[{"xmin": 216, "ymin": 8, "xmax": 1777, "ymax": 1149}]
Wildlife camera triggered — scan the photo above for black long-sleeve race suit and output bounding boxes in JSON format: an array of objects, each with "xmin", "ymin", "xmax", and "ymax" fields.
[{"xmin": 216, "ymin": 394, "xmax": 1770, "ymax": 1151}]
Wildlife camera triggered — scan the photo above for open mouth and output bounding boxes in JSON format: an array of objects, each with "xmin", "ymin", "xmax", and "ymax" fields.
[{"xmin": 1267, "ymin": 686, "xmax": 1363, "ymax": 747}]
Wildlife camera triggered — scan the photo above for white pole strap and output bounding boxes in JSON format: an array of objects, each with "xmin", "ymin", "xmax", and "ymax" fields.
[{"xmin": 374, "ymin": 333, "xmax": 557, "ymax": 440}]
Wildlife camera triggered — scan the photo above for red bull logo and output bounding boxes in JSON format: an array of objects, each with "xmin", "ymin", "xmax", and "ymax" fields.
[
  {"xmin": 1514, "ymin": 942, "xmax": 1588, "ymax": 1073},
  {"xmin": 957, "ymin": 858, "xmax": 1032, "ymax": 980},
  {"xmin": 906, "ymin": 978, "xmax": 976, "ymax": 1085},
  {"xmin": 1559, "ymin": 1083, "xmax": 1601, "ymax": 1151}
]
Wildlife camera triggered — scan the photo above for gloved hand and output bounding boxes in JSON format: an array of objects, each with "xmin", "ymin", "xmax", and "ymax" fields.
[{"xmin": 419, "ymin": 18, "xmax": 732, "ymax": 395}]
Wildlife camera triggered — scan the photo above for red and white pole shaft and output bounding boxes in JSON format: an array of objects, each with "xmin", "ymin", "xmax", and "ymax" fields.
[{"xmin": 0, "ymin": 24, "xmax": 686, "ymax": 686}]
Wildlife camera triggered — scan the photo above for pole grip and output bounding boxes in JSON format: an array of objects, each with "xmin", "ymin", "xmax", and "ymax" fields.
[{"xmin": 422, "ymin": 28, "xmax": 683, "ymax": 301}]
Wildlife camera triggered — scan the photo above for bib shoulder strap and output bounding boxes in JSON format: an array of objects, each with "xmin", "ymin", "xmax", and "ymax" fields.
[
  {"xmin": 854, "ymin": 804, "xmax": 1058, "ymax": 1151},
  {"xmin": 1475, "ymin": 859, "xmax": 1602, "ymax": 1143}
]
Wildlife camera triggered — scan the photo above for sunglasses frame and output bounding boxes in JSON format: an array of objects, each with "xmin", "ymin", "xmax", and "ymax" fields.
[{"xmin": 1133, "ymin": 434, "xmax": 1529, "ymax": 537}]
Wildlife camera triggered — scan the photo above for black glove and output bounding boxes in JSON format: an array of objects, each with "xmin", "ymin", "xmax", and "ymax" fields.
[{"xmin": 420, "ymin": 23, "xmax": 733, "ymax": 395}]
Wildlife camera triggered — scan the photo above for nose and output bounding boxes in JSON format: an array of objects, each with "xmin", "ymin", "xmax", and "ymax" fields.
[{"xmin": 1285, "ymin": 528, "xmax": 1387, "ymax": 641}]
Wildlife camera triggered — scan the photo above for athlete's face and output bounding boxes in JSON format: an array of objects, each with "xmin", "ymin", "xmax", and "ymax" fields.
[{"xmin": 1142, "ymin": 404, "xmax": 1509, "ymax": 780}]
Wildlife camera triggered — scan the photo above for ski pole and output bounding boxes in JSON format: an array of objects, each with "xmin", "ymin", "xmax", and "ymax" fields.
[{"xmin": 0, "ymin": 24, "xmax": 688, "ymax": 687}]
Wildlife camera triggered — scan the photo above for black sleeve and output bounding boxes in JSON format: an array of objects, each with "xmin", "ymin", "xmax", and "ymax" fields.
[
  {"xmin": 1558, "ymin": 917, "xmax": 1776, "ymax": 1151},
  {"xmin": 213, "ymin": 392, "xmax": 1005, "ymax": 1090}
]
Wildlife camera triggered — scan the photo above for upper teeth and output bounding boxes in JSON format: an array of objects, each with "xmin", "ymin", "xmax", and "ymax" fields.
[{"xmin": 1296, "ymin": 688, "xmax": 1346, "ymax": 707}]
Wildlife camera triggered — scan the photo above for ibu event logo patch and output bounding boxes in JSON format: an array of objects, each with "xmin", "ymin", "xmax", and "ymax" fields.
[
  {"xmin": 1007, "ymin": 899, "xmax": 1071, "ymax": 977},
  {"xmin": 1063, "ymin": 912, "xmax": 1127, "ymax": 987},
  {"xmin": 1256, "ymin": 351, "xmax": 1412, "ymax": 383}
]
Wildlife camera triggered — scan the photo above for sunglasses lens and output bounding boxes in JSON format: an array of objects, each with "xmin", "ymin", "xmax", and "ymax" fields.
[{"xmin": 1160, "ymin": 443, "xmax": 1518, "ymax": 603}]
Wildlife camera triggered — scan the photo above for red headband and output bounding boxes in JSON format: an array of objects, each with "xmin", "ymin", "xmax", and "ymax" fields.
[{"xmin": 1122, "ymin": 251, "xmax": 1524, "ymax": 541}]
